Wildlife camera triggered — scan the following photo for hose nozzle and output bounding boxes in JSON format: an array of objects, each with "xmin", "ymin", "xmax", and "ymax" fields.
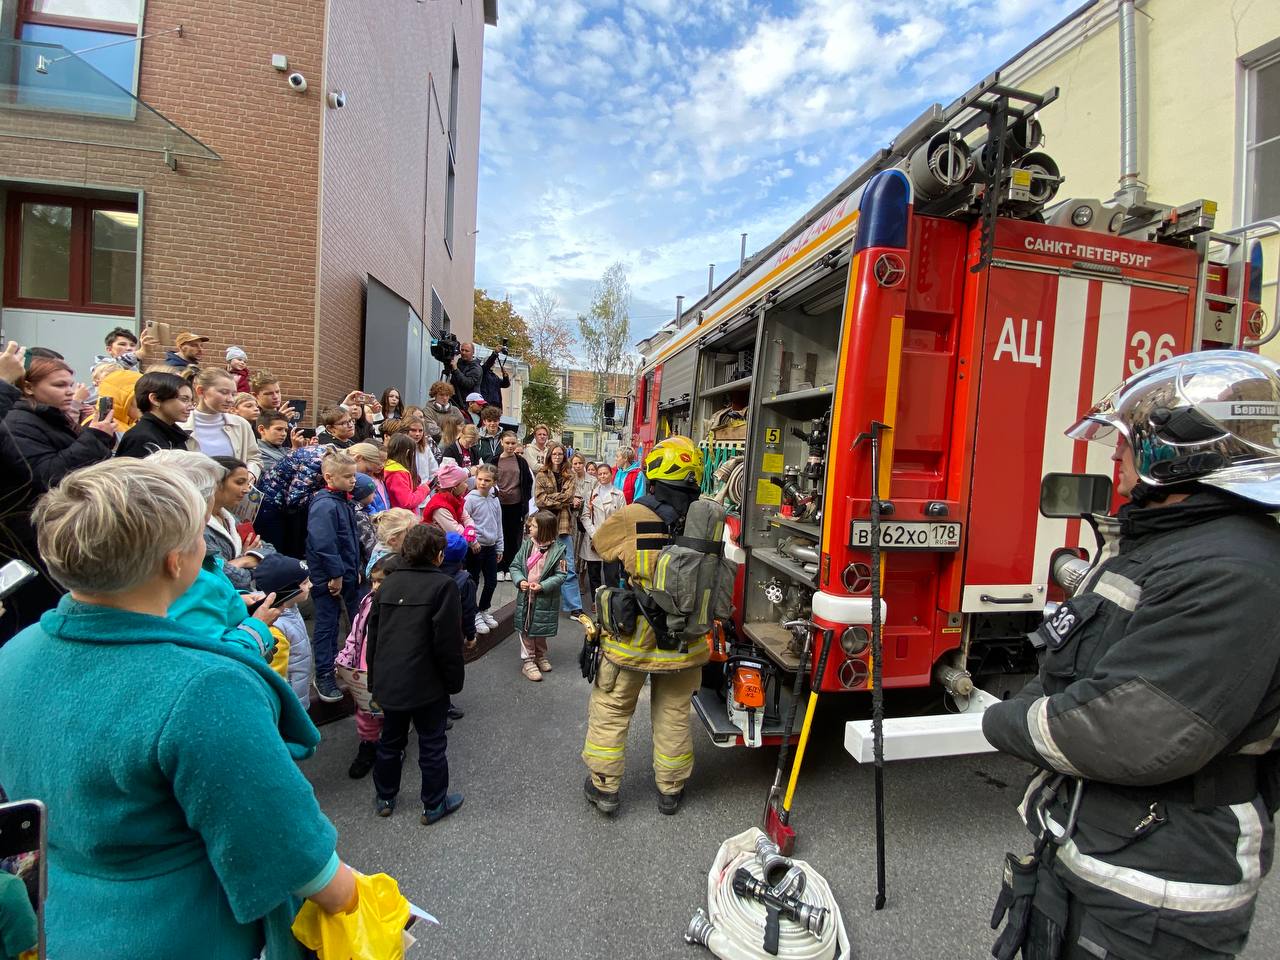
[
  {"xmin": 685, "ymin": 908, "xmax": 716, "ymax": 947},
  {"xmin": 754, "ymin": 834, "xmax": 806, "ymax": 895}
]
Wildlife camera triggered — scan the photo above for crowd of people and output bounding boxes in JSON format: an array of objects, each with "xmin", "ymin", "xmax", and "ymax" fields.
[{"xmin": 0, "ymin": 328, "xmax": 655, "ymax": 956}]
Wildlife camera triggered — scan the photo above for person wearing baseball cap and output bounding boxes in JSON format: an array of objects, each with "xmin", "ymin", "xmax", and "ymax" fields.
[{"xmin": 165, "ymin": 332, "xmax": 208, "ymax": 370}]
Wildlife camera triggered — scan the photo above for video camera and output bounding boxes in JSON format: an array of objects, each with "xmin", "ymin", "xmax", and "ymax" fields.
[{"xmin": 430, "ymin": 332, "xmax": 460, "ymax": 365}]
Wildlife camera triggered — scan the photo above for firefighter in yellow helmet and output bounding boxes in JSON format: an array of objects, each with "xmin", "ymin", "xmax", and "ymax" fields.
[{"xmin": 582, "ymin": 437, "xmax": 708, "ymax": 816}]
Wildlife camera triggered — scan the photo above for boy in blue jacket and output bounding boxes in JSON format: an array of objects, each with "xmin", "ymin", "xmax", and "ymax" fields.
[{"xmin": 307, "ymin": 450, "xmax": 363, "ymax": 702}]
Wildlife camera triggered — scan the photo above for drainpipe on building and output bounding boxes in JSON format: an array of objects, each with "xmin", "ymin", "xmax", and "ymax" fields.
[{"xmin": 1114, "ymin": 0, "xmax": 1147, "ymax": 210}]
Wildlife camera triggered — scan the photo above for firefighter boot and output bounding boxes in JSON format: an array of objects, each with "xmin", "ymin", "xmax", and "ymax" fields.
[
  {"xmin": 584, "ymin": 776, "xmax": 620, "ymax": 816},
  {"xmin": 657, "ymin": 788, "xmax": 685, "ymax": 816}
]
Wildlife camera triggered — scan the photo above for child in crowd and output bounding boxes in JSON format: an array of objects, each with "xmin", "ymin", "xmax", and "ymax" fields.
[
  {"xmin": 226, "ymin": 346, "xmax": 251, "ymax": 393},
  {"xmin": 368, "ymin": 508, "xmax": 418, "ymax": 574},
  {"xmin": 442, "ymin": 531, "xmax": 479, "ymax": 655},
  {"xmin": 256, "ymin": 411, "xmax": 292, "ymax": 470},
  {"xmin": 230, "ymin": 393, "xmax": 260, "ymax": 421},
  {"xmin": 423, "ymin": 459, "xmax": 475, "ymax": 537},
  {"xmin": 92, "ymin": 325, "xmax": 148, "ymax": 372},
  {"xmin": 475, "ymin": 405, "xmax": 503, "ymax": 464},
  {"xmin": 337, "ymin": 554, "xmax": 396, "ymax": 779},
  {"xmin": 464, "ymin": 463, "xmax": 502, "ymax": 636},
  {"xmin": 404, "ymin": 417, "xmax": 440, "ymax": 483},
  {"xmin": 510, "ymin": 510, "xmax": 568, "ymax": 682},
  {"xmin": 316, "ymin": 406, "xmax": 357, "ymax": 448},
  {"xmin": 306, "ymin": 450, "xmax": 363, "ymax": 703},
  {"xmin": 352, "ymin": 473, "xmax": 380, "ymax": 570},
  {"xmin": 367, "ymin": 525, "xmax": 465, "ymax": 824},
  {"xmin": 383, "ymin": 434, "xmax": 433, "ymax": 513},
  {"xmin": 253, "ymin": 553, "xmax": 314, "ymax": 708}
]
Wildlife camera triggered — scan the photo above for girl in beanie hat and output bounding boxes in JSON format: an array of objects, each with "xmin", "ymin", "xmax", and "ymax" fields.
[
  {"xmin": 423, "ymin": 458, "xmax": 477, "ymax": 543},
  {"xmin": 225, "ymin": 346, "xmax": 251, "ymax": 393}
]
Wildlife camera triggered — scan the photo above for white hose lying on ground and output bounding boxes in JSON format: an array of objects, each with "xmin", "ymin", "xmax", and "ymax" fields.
[{"xmin": 687, "ymin": 827, "xmax": 849, "ymax": 960}]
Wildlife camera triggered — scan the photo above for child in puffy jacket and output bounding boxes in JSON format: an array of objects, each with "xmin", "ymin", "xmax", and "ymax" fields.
[
  {"xmin": 336, "ymin": 554, "xmax": 395, "ymax": 779},
  {"xmin": 510, "ymin": 510, "xmax": 568, "ymax": 682}
]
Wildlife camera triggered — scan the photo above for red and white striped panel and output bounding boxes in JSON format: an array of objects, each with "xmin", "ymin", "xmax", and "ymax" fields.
[{"xmin": 961, "ymin": 269, "xmax": 1190, "ymax": 612}]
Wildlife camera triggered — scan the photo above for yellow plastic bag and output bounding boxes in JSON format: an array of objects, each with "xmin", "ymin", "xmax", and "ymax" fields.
[{"xmin": 291, "ymin": 872, "xmax": 411, "ymax": 960}]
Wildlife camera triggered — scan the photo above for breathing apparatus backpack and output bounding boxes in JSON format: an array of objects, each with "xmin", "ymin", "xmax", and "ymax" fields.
[{"xmin": 630, "ymin": 497, "xmax": 735, "ymax": 651}]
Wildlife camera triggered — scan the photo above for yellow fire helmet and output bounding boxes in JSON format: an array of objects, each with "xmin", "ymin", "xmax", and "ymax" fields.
[{"xmin": 644, "ymin": 435, "xmax": 703, "ymax": 485}]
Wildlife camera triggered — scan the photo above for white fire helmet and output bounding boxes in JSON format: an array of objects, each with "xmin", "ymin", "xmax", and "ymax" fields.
[{"xmin": 1067, "ymin": 350, "xmax": 1280, "ymax": 508}]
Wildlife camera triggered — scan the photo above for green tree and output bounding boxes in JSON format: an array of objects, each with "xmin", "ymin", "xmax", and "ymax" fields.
[
  {"xmin": 473, "ymin": 288, "xmax": 532, "ymax": 357},
  {"xmin": 578, "ymin": 262, "xmax": 637, "ymax": 435},
  {"xmin": 521, "ymin": 360, "xmax": 568, "ymax": 436}
]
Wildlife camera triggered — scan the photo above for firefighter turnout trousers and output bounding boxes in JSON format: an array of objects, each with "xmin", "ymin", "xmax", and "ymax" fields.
[{"xmin": 583, "ymin": 658, "xmax": 702, "ymax": 796}]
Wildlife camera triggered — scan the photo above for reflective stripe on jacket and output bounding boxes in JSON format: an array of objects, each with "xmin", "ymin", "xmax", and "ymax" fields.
[{"xmin": 983, "ymin": 491, "xmax": 1280, "ymax": 957}]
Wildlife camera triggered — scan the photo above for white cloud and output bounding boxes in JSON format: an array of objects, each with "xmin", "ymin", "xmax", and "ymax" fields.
[{"xmin": 476, "ymin": 0, "xmax": 1091, "ymax": 340}]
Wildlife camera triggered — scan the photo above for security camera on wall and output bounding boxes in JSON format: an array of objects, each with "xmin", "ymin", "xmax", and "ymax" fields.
[
  {"xmin": 287, "ymin": 72, "xmax": 307, "ymax": 92},
  {"xmin": 327, "ymin": 90, "xmax": 347, "ymax": 109}
]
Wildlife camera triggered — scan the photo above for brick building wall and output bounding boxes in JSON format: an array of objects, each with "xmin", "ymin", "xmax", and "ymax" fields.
[
  {"xmin": 316, "ymin": 0, "xmax": 484, "ymax": 404},
  {"xmin": 0, "ymin": 0, "xmax": 490, "ymax": 413},
  {"xmin": 565, "ymin": 369, "xmax": 631, "ymax": 404},
  {"xmin": 0, "ymin": 1, "xmax": 326, "ymax": 398}
]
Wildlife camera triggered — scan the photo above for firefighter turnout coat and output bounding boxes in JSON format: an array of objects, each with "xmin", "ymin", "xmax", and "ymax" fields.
[
  {"xmin": 983, "ymin": 491, "xmax": 1280, "ymax": 959},
  {"xmin": 589, "ymin": 501, "xmax": 711, "ymax": 674}
]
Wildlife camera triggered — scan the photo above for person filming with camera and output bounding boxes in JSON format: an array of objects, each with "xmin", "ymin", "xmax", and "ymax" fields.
[
  {"xmin": 447, "ymin": 341, "xmax": 482, "ymax": 419},
  {"xmin": 479, "ymin": 339, "xmax": 511, "ymax": 414}
]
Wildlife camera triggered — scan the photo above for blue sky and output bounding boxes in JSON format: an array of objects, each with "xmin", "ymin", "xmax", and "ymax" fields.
[{"xmin": 474, "ymin": 0, "xmax": 1085, "ymax": 343}]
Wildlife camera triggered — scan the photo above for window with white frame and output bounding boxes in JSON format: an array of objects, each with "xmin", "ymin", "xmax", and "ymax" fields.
[{"xmin": 1244, "ymin": 45, "xmax": 1280, "ymax": 222}]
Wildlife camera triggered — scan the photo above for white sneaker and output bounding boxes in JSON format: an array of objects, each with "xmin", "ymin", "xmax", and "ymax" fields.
[
  {"xmin": 499, "ymin": 571, "xmax": 510, "ymax": 581},
  {"xmin": 482, "ymin": 611, "xmax": 498, "ymax": 629},
  {"xmin": 474, "ymin": 614, "xmax": 490, "ymax": 635}
]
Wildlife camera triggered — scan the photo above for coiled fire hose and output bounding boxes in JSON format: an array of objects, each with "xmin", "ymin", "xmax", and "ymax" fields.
[{"xmin": 686, "ymin": 828, "xmax": 849, "ymax": 960}]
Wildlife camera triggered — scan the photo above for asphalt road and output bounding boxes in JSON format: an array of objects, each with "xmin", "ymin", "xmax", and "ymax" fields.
[{"xmin": 304, "ymin": 618, "xmax": 1280, "ymax": 959}]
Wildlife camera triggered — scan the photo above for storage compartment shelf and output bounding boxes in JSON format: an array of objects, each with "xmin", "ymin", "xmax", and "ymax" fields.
[
  {"xmin": 770, "ymin": 516, "xmax": 822, "ymax": 540},
  {"xmin": 700, "ymin": 375, "xmax": 753, "ymax": 399},
  {"xmin": 743, "ymin": 621, "xmax": 805, "ymax": 671},
  {"xmin": 761, "ymin": 384, "xmax": 835, "ymax": 407},
  {"xmin": 753, "ymin": 547, "xmax": 817, "ymax": 587}
]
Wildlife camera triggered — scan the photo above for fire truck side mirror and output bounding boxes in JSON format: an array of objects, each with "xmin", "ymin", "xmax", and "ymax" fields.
[
  {"xmin": 1040, "ymin": 472, "xmax": 1113, "ymax": 519},
  {"xmin": 603, "ymin": 398, "xmax": 616, "ymax": 419}
]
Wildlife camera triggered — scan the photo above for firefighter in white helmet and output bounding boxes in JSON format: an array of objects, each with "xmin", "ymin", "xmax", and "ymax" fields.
[
  {"xmin": 582, "ymin": 436, "xmax": 708, "ymax": 816},
  {"xmin": 984, "ymin": 351, "xmax": 1280, "ymax": 960}
]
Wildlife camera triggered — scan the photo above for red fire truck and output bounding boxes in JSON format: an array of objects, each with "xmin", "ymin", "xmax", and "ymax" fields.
[{"xmin": 626, "ymin": 75, "xmax": 1273, "ymax": 750}]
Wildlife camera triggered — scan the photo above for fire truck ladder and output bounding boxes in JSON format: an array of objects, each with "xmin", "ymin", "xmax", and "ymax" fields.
[{"xmin": 1194, "ymin": 218, "xmax": 1280, "ymax": 350}]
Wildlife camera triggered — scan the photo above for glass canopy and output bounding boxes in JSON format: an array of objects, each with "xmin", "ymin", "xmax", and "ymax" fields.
[{"xmin": 0, "ymin": 38, "xmax": 219, "ymax": 160}]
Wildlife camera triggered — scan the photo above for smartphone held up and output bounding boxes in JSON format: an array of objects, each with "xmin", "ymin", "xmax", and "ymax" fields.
[{"xmin": 0, "ymin": 798, "xmax": 46, "ymax": 960}]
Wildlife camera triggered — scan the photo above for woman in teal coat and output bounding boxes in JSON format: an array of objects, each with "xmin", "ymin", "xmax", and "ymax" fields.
[{"xmin": 0, "ymin": 459, "xmax": 358, "ymax": 960}]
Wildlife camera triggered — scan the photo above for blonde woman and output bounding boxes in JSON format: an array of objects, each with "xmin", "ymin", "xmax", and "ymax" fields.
[
  {"xmin": 180, "ymin": 368, "xmax": 262, "ymax": 477},
  {"xmin": 0, "ymin": 459, "xmax": 360, "ymax": 956}
]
